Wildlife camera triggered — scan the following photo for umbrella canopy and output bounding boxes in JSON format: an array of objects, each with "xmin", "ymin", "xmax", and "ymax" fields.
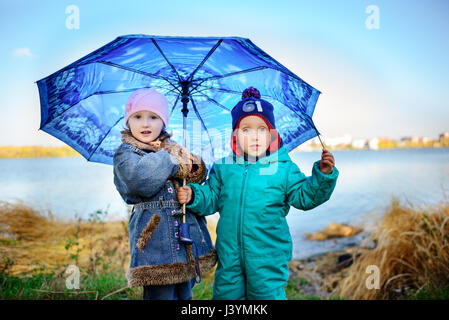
[{"xmin": 36, "ymin": 34, "xmax": 322, "ymax": 166}]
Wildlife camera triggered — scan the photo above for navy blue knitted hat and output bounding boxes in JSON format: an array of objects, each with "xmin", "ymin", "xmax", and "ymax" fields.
[{"xmin": 231, "ymin": 87, "xmax": 277, "ymax": 131}]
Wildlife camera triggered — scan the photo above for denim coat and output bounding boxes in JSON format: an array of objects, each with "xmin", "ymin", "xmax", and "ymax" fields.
[{"xmin": 113, "ymin": 131, "xmax": 217, "ymax": 287}]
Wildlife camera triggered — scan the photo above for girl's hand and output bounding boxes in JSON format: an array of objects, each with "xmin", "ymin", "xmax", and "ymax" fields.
[
  {"xmin": 177, "ymin": 186, "xmax": 192, "ymax": 204},
  {"xmin": 319, "ymin": 149, "xmax": 335, "ymax": 174}
]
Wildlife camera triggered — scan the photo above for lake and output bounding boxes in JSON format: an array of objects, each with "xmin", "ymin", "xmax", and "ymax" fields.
[{"xmin": 1, "ymin": 148, "xmax": 448, "ymax": 259}]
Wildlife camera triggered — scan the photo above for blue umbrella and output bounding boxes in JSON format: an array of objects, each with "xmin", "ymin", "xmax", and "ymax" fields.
[{"xmin": 36, "ymin": 34, "xmax": 325, "ymax": 167}]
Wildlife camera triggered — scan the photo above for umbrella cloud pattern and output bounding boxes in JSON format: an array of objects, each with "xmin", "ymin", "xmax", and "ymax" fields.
[{"xmin": 37, "ymin": 35, "xmax": 321, "ymax": 165}]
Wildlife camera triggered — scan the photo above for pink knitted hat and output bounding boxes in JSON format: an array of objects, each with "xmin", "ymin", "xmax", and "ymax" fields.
[{"xmin": 124, "ymin": 88, "xmax": 169, "ymax": 127}]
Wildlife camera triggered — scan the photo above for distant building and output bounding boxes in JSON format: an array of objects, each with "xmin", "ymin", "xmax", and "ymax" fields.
[
  {"xmin": 439, "ymin": 132, "xmax": 449, "ymax": 141},
  {"xmin": 368, "ymin": 137, "xmax": 379, "ymax": 150},
  {"xmin": 324, "ymin": 134, "xmax": 352, "ymax": 147},
  {"xmin": 378, "ymin": 137, "xmax": 392, "ymax": 143},
  {"xmin": 352, "ymin": 138, "xmax": 367, "ymax": 149}
]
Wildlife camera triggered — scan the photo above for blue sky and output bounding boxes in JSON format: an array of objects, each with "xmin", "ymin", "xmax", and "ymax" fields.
[{"xmin": 1, "ymin": 0, "xmax": 448, "ymax": 146}]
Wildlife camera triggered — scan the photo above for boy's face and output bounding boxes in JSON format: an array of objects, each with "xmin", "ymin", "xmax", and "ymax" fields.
[
  {"xmin": 127, "ymin": 110, "xmax": 164, "ymax": 144},
  {"xmin": 236, "ymin": 115, "xmax": 272, "ymax": 158}
]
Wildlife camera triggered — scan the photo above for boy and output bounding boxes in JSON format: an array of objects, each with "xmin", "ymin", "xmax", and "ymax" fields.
[{"xmin": 177, "ymin": 87, "xmax": 339, "ymax": 300}]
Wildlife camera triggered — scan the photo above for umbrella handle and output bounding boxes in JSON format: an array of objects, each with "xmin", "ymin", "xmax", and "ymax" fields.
[{"xmin": 316, "ymin": 132, "xmax": 327, "ymax": 151}]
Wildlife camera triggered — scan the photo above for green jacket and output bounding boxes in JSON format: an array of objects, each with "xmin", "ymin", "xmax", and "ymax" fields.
[{"xmin": 187, "ymin": 146, "xmax": 339, "ymax": 263}]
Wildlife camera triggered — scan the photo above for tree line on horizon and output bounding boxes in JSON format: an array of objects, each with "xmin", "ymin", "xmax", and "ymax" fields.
[{"xmin": 0, "ymin": 146, "xmax": 81, "ymax": 159}]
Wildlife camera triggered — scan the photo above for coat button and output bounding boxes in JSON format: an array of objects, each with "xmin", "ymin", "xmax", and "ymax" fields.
[
  {"xmin": 175, "ymin": 232, "xmax": 179, "ymax": 238},
  {"xmin": 174, "ymin": 220, "xmax": 178, "ymax": 226},
  {"xmin": 176, "ymin": 244, "xmax": 180, "ymax": 250}
]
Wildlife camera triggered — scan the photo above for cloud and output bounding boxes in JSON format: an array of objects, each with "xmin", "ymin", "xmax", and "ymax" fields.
[{"xmin": 13, "ymin": 47, "xmax": 34, "ymax": 58}]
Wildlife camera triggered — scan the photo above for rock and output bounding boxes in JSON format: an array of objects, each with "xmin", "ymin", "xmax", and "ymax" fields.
[
  {"xmin": 306, "ymin": 222, "xmax": 362, "ymax": 241},
  {"xmin": 305, "ymin": 232, "xmax": 328, "ymax": 241}
]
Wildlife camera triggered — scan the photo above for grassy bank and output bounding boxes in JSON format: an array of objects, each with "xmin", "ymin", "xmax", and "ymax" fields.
[
  {"xmin": 0, "ymin": 200, "xmax": 313, "ymax": 300},
  {"xmin": 332, "ymin": 197, "xmax": 449, "ymax": 299},
  {"xmin": 289, "ymin": 197, "xmax": 449, "ymax": 300},
  {"xmin": 1, "ymin": 198, "xmax": 448, "ymax": 300}
]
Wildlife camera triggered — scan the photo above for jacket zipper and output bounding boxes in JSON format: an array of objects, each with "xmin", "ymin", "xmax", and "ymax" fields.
[{"xmin": 238, "ymin": 164, "xmax": 249, "ymax": 267}]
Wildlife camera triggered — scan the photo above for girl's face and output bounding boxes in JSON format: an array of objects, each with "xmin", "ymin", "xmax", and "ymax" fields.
[
  {"xmin": 127, "ymin": 110, "xmax": 164, "ymax": 144},
  {"xmin": 236, "ymin": 115, "xmax": 272, "ymax": 158}
]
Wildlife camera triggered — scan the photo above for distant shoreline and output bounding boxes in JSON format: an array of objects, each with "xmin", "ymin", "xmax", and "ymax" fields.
[
  {"xmin": 1, "ymin": 145, "xmax": 448, "ymax": 159},
  {"xmin": 0, "ymin": 146, "xmax": 81, "ymax": 159}
]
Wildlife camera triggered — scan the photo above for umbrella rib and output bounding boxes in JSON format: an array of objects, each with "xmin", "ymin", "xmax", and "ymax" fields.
[
  {"xmin": 189, "ymin": 66, "xmax": 269, "ymax": 96},
  {"xmin": 87, "ymin": 116, "xmax": 124, "ymax": 161},
  {"xmin": 96, "ymin": 61, "xmax": 181, "ymax": 94},
  {"xmin": 189, "ymin": 95, "xmax": 214, "ymax": 158},
  {"xmin": 191, "ymin": 66, "xmax": 268, "ymax": 86},
  {"xmin": 88, "ymin": 86, "xmax": 179, "ymax": 96},
  {"xmin": 151, "ymin": 39, "xmax": 183, "ymax": 83},
  {"xmin": 193, "ymin": 92, "xmax": 231, "ymax": 112},
  {"xmin": 191, "ymin": 65, "xmax": 321, "ymax": 96},
  {"xmin": 187, "ymin": 39, "xmax": 223, "ymax": 83},
  {"xmin": 169, "ymin": 93, "xmax": 181, "ymax": 117},
  {"xmin": 193, "ymin": 84, "xmax": 310, "ymax": 118},
  {"xmin": 190, "ymin": 84, "xmax": 319, "ymax": 133}
]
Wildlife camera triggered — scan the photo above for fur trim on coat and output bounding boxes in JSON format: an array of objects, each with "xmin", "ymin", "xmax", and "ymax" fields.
[
  {"xmin": 136, "ymin": 213, "xmax": 160, "ymax": 253},
  {"xmin": 126, "ymin": 248, "xmax": 217, "ymax": 287},
  {"xmin": 121, "ymin": 129, "xmax": 206, "ymax": 184}
]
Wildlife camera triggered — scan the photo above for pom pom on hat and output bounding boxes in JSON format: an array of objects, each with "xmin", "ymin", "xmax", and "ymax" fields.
[{"xmin": 241, "ymin": 86, "xmax": 261, "ymax": 99}]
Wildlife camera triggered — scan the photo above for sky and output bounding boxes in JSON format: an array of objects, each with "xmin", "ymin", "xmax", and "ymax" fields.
[{"xmin": 1, "ymin": 0, "xmax": 448, "ymax": 146}]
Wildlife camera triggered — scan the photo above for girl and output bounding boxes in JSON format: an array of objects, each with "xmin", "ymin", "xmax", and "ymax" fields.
[
  {"xmin": 177, "ymin": 87, "xmax": 339, "ymax": 300},
  {"xmin": 113, "ymin": 88, "xmax": 217, "ymax": 300}
]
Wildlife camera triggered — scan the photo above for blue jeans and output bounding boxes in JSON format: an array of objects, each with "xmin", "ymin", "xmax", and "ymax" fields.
[{"xmin": 142, "ymin": 279, "xmax": 195, "ymax": 300}]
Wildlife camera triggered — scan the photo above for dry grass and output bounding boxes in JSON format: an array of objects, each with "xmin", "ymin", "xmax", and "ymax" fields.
[
  {"xmin": 0, "ymin": 200, "xmax": 130, "ymax": 276},
  {"xmin": 0, "ymin": 200, "xmax": 217, "ymax": 278},
  {"xmin": 0, "ymin": 200, "xmax": 219, "ymax": 300},
  {"xmin": 332, "ymin": 197, "xmax": 449, "ymax": 299}
]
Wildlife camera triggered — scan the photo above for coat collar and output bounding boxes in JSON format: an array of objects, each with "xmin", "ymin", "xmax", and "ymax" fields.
[
  {"xmin": 120, "ymin": 129, "xmax": 207, "ymax": 184},
  {"xmin": 121, "ymin": 129, "xmax": 173, "ymax": 152}
]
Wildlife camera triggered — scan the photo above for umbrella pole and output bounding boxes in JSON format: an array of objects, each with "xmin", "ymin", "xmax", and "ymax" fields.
[
  {"xmin": 182, "ymin": 114, "xmax": 187, "ymax": 224},
  {"xmin": 180, "ymin": 84, "xmax": 190, "ymax": 224},
  {"xmin": 178, "ymin": 86, "xmax": 194, "ymax": 245}
]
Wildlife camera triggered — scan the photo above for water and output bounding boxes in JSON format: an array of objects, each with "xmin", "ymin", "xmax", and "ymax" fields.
[
  {"xmin": 1, "ymin": 148, "xmax": 448, "ymax": 259},
  {"xmin": 288, "ymin": 148, "xmax": 449, "ymax": 259}
]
